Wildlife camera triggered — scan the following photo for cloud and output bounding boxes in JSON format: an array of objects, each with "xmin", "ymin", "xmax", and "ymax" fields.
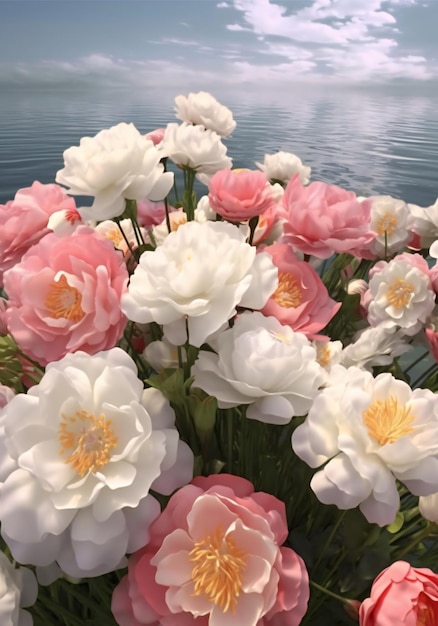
[
  {"xmin": 217, "ymin": 1, "xmax": 230, "ymax": 6},
  {"xmin": 223, "ymin": 0, "xmax": 434, "ymax": 83}
]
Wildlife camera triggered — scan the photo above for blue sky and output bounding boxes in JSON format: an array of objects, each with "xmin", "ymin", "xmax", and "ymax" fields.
[{"xmin": 0, "ymin": 0, "xmax": 437, "ymax": 89}]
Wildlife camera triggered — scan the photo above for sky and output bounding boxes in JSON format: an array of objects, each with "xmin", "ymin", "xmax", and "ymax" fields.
[{"xmin": 0, "ymin": 0, "xmax": 437, "ymax": 90}]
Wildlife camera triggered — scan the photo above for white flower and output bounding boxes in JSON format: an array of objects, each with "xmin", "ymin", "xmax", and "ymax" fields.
[
  {"xmin": 192, "ymin": 312, "xmax": 324, "ymax": 425},
  {"xmin": 174, "ymin": 91, "xmax": 236, "ymax": 137},
  {"xmin": 255, "ymin": 151, "xmax": 311, "ymax": 185},
  {"xmin": 162, "ymin": 123, "xmax": 232, "ymax": 175},
  {"xmin": 366, "ymin": 195, "xmax": 413, "ymax": 256},
  {"xmin": 95, "ymin": 218, "xmax": 146, "ymax": 256},
  {"xmin": 313, "ymin": 339, "xmax": 343, "ymax": 374},
  {"xmin": 419, "ymin": 492, "xmax": 438, "ymax": 523},
  {"xmin": 408, "ymin": 198, "xmax": 438, "ymax": 248},
  {"xmin": 122, "ymin": 221, "xmax": 278, "ymax": 348},
  {"xmin": 292, "ymin": 367, "xmax": 438, "ymax": 526},
  {"xmin": 341, "ymin": 324, "xmax": 412, "ymax": 371},
  {"xmin": 366, "ymin": 257, "xmax": 435, "ymax": 336},
  {"xmin": 0, "ymin": 348, "xmax": 193, "ymax": 578},
  {"xmin": 56, "ymin": 122, "xmax": 174, "ymax": 221},
  {"xmin": 0, "ymin": 385, "xmax": 14, "ymax": 410},
  {"xmin": 144, "ymin": 339, "xmax": 180, "ymax": 371},
  {"xmin": 0, "ymin": 551, "xmax": 37, "ymax": 626},
  {"xmin": 195, "ymin": 195, "xmax": 217, "ymax": 222}
]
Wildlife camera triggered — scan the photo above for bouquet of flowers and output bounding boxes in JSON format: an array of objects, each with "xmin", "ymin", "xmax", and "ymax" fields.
[{"xmin": 1, "ymin": 90, "xmax": 438, "ymax": 626}]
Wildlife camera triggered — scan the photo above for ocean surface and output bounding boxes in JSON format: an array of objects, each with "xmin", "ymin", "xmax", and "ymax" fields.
[{"xmin": 0, "ymin": 86, "xmax": 437, "ymax": 207}]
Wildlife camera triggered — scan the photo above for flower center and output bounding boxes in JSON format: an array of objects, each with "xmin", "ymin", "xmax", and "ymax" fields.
[
  {"xmin": 316, "ymin": 344, "xmax": 331, "ymax": 368},
  {"xmin": 59, "ymin": 409, "xmax": 118, "ymax": 476},
  {"xmin": 376, "ymin": 213, "xmax": 398, "ymax": 236},
  {"xmin": 170, "ymin": 214, "xmax": 188, "ymax": 232},
  {"xmin": 106, "ymin": 227, "xmax": 124, "ymax": 247},
  {"xmin": 272, "ymin": 271, "xmax": 302, "ymax": 308},
  {"xmin": 417, "ymin": 601, "xmax": 435, "ymax": 626},
  {"xmin": 189, "ymin": 525, "xmax": 246, "ymax": 614},
  {"xmin": 363, "ymin": 396, "xmax": 414, "ymax": 446},
  {"xmin": 45, "ymin": 274, "xmax": 85, "ymax": 322},
  {"xmin": 386, "ymin": 279, "xmax": 414, "ymax": 308}
]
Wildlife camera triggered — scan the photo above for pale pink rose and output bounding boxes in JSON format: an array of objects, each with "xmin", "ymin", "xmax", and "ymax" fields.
[
  {"xmin": 208, "ymin": 169, "xmax": 276, "ymax": 222},
  {"xmin": 112, "ymin": 474, "xmax": 309, "ymax": 626},
  {"xmin": 261, "ymin": 243, "xmax": 341, "ymax": 339},
  {"xmin": 281, "ymin": 175, "xmax": 375, "ymax": 259},
  {"xmin": 359, "ymin": 561, "xmax": 438, "ymax": 626},
  {"xmin": 3, "ymin": 227, "xmax": 128, "ymax": 366},
  {"xmin": 0, "ymin": 181, "xmax": 78, "ymax": 286},
  {"xmin": 145, "ymin": 128, "xmax": 166, "ymax": 146}
]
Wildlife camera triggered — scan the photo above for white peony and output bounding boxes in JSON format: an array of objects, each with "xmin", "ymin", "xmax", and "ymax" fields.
[
  {"xmin": 174, "ymin": 91, "xmax": 236, "ymax": 137},
  {"xmin": 366, "ymin": 257, "xmax": 435, "ymax": 336},
  {"xmin": 341, "ymin": 324, "xmax": 412, "ymax": 371},
  {"xmin": 255, "ymin": 151, "xmax": 311, "ymax": 185},
  {"xmin": 408, "ymin": 198, "xmax": 438, "ymax": 249},
  {"xmin": 0, "ymin": 348, "xmax": 193, "ymax": 578},
  {"xmin": 95, "ymin": 218, "xmax": 147, "ymax": 256},
  {"xmin": 162, "ymin": 123, "xmax": 232, "ymax": 175},
  {"xmin": 191, "ymin": 312, "xmax": 324, "ymax": 425},
  {"xmin": 122, "ymin": 221, "xmax": 278, "ymax": 348},
  {"xmin": 56, "ymin": 122, "xmax": 174, "ymax": 221},
  {"xmin": 292, "ymin": 367, "xmax": 438, "ymax": 526},
  {"xmin": 0, "ymin": 552, "xmax": 37, "ymax": 626},
  {"xmin": 366, "ymin": 195, "xmax": 413, "ymax": 257}
]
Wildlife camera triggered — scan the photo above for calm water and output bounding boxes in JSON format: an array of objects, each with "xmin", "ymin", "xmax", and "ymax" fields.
[{"xmin": 0, "ymin": 87, "xmax": 438, "ymax": 206}]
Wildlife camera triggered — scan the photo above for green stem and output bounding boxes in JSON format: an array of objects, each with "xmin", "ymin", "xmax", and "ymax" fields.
[
  {"xmin": 310, "ymin": 580, "xmax": 353, "ymax": 605},
  {"xmin": 313, "ymin": 510, "xmax": 347, "ymax": 572},
  {"xmin": 395, "ymin": 524, "xmax": 433, "ymax": 559}
]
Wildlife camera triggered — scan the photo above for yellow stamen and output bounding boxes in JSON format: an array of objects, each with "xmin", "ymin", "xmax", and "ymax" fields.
[
  {"xmin": 376, "ymin": 213, "xmax": 398, "ymax": 236},
  {"xmin": 105, "ymin": 227, "xmax": 124, "ymax": 247},
  {"xmin": 59, "ymin": 409, "xmax": 118, "ymax": 476},
  {"xmin": 272, "ymin": 271, "xmax": 302, "ymax": 308},
  {"xmin": 171, "ymin": 214, "xmax": 187, "ymax": 232},
  {"xmin": 189, "ymin": 526, "xmax": 246, "ymax": 614},
  {"xmin": 317, "ymin": 344, "xmax": 331, "ymax": 368},
  {"xmin": 363, "ymin": 396, "xmax": 414, "ymax": 446},
  {"xmin": 45, "ymin": 274, "xmax": 85, "ymax": 322},
  {"xmin": 386, "ymin": 279, "xmax": 414, "ymax": 308}
]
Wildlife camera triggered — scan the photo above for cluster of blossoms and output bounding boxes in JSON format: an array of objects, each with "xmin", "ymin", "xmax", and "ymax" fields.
[{"xmin": 0, "ymin": 90, "xmax": 438, "ymax": 625}]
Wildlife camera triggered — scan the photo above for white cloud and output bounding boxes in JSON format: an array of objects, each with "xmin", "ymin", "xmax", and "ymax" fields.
[
  {"xmin": 224, "ymin": 0, "xmax": 434, "ymax": 83},
  {"xmin": 217, "ymin": 1, "xmax": 230, "ymax": 6}
]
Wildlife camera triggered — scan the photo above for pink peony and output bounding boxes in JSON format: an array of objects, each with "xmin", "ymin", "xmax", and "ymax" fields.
[
  {"xmin": 208, "ymin": 169, "xmax": 276, "ymax": 222},
  {"xmin": 112, "ymin": 474, "xmax": 309, "ymax": 626},
  {"xmin": 261, "ymin": 243, "xmax": 341, "ymax": 339},
  {"xmin": 0, "ymin": 181, "xmax": 78, "ymax": 286},
  {"xmin": 359, "ymin": 561, "xmax": 438, "ymax": 625},
  {"xmin": 281, "ymin": 175, "xmax": 375, "ymax": 259},
  {"xmin": 3, "ymin": 226, "xmax": 128, "ymax": 366}
]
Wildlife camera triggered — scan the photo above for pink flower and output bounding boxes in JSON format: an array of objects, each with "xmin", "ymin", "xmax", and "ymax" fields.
[
  {"xmin": 145, "ymin": 128, "xmax": 166, "ymax": 146},
  {"xmin": 112, "ymin": 474, "xmax": 309, "ymax": 626},
  {"xmin": 261, "ymin": 243, "xmax": 341, "ymax": 339},
  {"xmin": 3, "ymin": 226, "xmax": 128, "ymax": 366},
  {"xmin": 281, "ymin": 175, "xmax": 375, "ymax": 259},
  {"xmin": 359, "ymin": 561, "xmax": 438, "ymax": 626},
  {"xmin": 208, "ymin": 169, "xmax": 276, "ymax": 222},
  {"xmin": 426, "ymin": 327, "xmax": 438, "ymax": 362},
  {"xmin": 136, "ymin": 198, "xmax": 179, "ymax": 231},
  {"xmin": 0, "ymin": 181, "xmax": 77, "ymax": 286}
]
